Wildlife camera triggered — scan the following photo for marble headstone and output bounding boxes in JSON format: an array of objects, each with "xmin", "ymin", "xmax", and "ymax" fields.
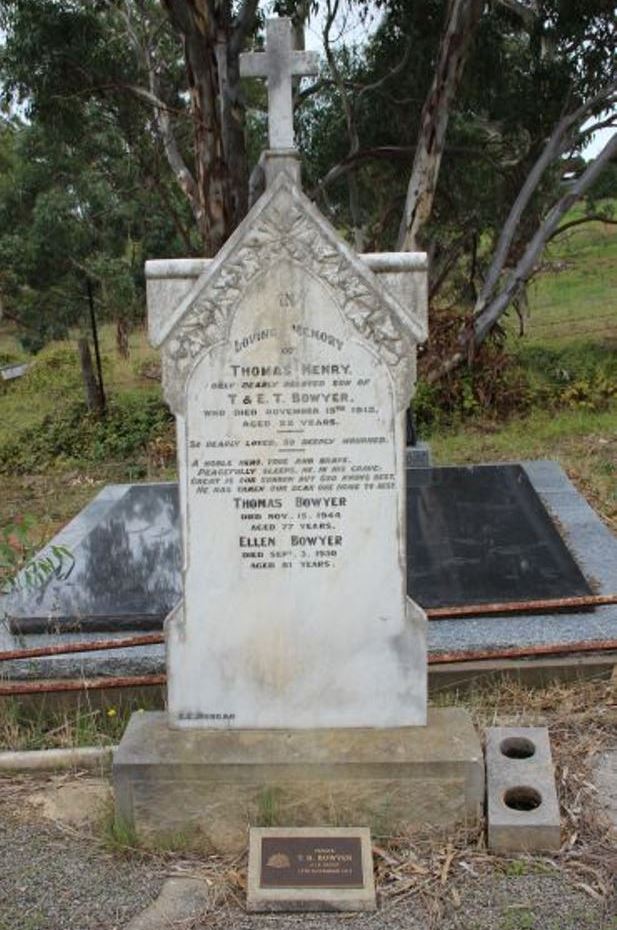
[
  {"xmin": 149, "ymin": 174, "xmax": 427, "ymax": 729},
  {"xmin": 145, "ymin": 14, "xmax": 429, "ymax": 729},
  {"xmin": 115, "ymin": 17, "xmax": 489, "ymax": 854}
]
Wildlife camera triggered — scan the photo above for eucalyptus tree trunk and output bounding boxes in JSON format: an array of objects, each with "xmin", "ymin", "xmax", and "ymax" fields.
[
  {"xmin": 425, "ymin": 129, "xmax": 617, "ymax": 384},
  {"xmin": 397, "ymin": 0, "xmax": 483, "ymax": 252},
  {"xmin": 162, "ymin": 0, "xmax": 256, "ymax": 255}
]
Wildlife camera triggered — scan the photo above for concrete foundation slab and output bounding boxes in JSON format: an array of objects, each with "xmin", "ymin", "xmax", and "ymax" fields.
[
  {"xmin": 113, "ymin": 708, "xmax": 484, "ymax": 853},
  {"xmin": 124, "ymin": 878, "xmax": 209, "ymax": 930},
  {"xmin": 486, "ymin": 726, "xmax": 561, "ymax": 853}
]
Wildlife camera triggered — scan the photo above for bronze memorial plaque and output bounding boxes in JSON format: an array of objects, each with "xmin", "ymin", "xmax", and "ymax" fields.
[
  {"xmin": 248, "ymin": 827, "xmax": 376, "ymax": 911},
  {"xmin": 260, "ymin": 835, "xmax": 364, "ymax": 888}
]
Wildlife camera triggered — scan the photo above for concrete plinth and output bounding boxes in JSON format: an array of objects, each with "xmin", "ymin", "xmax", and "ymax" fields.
[{"xmin": 113, "ymin": 709, "xmax": 484, "ymax": 853}]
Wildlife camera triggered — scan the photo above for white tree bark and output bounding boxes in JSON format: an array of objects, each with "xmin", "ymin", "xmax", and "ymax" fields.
[
  {"xmin": 473, "ymin": 130, "xmax": 617, "ymax": 344},
  {"xmin": 397, "ymin": 0, "xmax": 483, "ymax": 252},
  {"xmin": 426, "ymin": 130, "xmax": 617, "ymax": 383},
  {"xmin": 474, "ymin": 82, "xmax": 617, "ymax": 318}
]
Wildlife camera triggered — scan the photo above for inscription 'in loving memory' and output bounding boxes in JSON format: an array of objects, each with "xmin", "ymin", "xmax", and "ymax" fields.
[{"xmin": 187, "ymin": 320, "xmax": 396, "ymax": 573}]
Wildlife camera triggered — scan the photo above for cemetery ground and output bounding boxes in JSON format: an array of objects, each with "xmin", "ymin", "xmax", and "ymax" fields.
[
  {"xmin": 0, "ymin": 678, "xmax": 615, "ymax": 929},
  {"xmin": 0, "ymin": 212, "xmax": 616, "ymax": 928}
]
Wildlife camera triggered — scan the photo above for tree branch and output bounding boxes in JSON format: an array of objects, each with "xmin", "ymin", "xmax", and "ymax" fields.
[
  {"xmin": 397, "ymin": 0, "xmax": 484, "ymax": 252},
  {"xmin": 473, "ymin": 131, "xmax": 617, "ymax": 344},
  {"xmin": 548, "ymin": 213, "xmax": 617, "ymax": 241},
  {"xmin": 124, "ymin": 83, "xmax": 177, "ymax": 113},
  {"xmin": 322, "ymin": 0, "xmax": 364, "ymax": 249},
  {"xmin": 473, "ymin": 80, "xmax": 617, "ymax": 317},
  {"xmin": 496, "ymin": 0, "xmax": 539, "ymax": 28},
  {"xmin": 230, "ymin": 0, "xmax": 259, "ymax": 56},
  {"xmin": 426, "ymin": 130, "xmax": 617, "ymax": 384},
  {"xmin": 357, "ymin": 37, "xmax": 412, "ymax": 101},
  {"xmin": 112, "ymin": 0, "xmax": 201, "ymax": 226},
  {"xmin": 312, "ymin": 146, "xmax": 414, "ymax": 197}
]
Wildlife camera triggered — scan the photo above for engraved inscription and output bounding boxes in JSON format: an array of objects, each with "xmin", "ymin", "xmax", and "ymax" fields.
[
  {"xmin": 187, "ymin": 305, "xmax": 396, "ymax": 573},
  {"xmin": 260, "ymin": 836, "xmax": 364, "ymax": 888}
]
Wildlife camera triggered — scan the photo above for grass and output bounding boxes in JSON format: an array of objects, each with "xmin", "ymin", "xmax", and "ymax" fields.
[
  {"xmin": 0, "ymin": 321, "xmax": 28, "ymax": 365},
  {"xmin": 514, "ymin": 208, "xmax": 617, "ymax": 348},
  {"xmin": 0, "ymin": 323, "xmax": 161, "ymax": 449},
  {"xmin": 0, "ymin": 693, "xmax": 162, "ymax": 752},
  {"xmin": 0, "ymin": 323, "xmax": 173, "ymax": 572},
  {"xmin": 430, "ymin": 406, "xmax": 617, "ymax": 529}
]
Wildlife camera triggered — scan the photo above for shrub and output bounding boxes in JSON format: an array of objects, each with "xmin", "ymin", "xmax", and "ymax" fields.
[{"xmin": 0, "ymin": 391, "xmax": 173, "ymax": 473}]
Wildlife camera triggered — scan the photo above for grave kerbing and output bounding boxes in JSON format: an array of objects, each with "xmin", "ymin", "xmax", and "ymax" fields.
[{"xmin": 113, "ymin": 15, "xmax": 484, "ymax": 850}]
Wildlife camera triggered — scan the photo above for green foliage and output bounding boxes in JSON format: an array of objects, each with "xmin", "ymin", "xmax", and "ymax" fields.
[
  {"xmin": 25, "ymin": 346, "xmax": 84, "ymax": 393},
  {"xmin": 0, "ymin": 512, "xmax": 73, "ymax": 594},
  {"xmin": 517, "ymin": 341, "xmax": 617, "ymax": 413},
  {"xmin": 0, "ymin": 390, "xmax": 173, "ymax": 473},
  {"xmin": 415, "ymin": 333, "xmax": 532, "ymax": 432},
  {"xmin": 0, "ymin": 0, "xmax": 196, "ymax": 357},
  {"xmin": 0, "ymin": 513, "xmax": 37, "ymax": 589},
  {"xmin": 0, "ymin": 512, "xmax": 73, "ymax": 596},
  {"xmin": 300, "ymin": 0, "xmax": 616, "ymax": 293},
  {"xmin": 416, "ymin": 336, "xmax": 617, "ymax": 435}
]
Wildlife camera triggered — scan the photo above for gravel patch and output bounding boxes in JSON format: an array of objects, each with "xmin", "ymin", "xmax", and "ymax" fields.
[
  {"xmin": 0, "ymin": 773, "xmax": 614, "ymax": 930},
  {"xmin": 0, "ymin": 777, "xmax": 164, "ymax": 930},
  {"xmin": 194, "ymin": 875, "xmax": 613, "ymax": 930}
]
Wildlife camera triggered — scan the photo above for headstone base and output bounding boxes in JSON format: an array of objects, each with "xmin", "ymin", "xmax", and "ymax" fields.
[{"xmin": 113, "ymin": 708, "xmax": 484, "ymax": 853}]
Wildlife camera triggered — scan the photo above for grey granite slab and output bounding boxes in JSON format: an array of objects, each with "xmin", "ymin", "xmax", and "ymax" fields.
[{"xmin": 428, "ymin": 460, "xmax": 617, "ymax": 655}]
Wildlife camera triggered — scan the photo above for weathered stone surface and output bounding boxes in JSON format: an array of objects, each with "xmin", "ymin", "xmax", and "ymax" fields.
[
  {"xmin": 247, "ymin": 826, "xmax": 376, "ymax": 912},
  {"xmin": 486, "ymin": 726, "xmax": 561, "ymax": 853},
  {"xmin": 124, "ymin": 878, "xmax": 209, "ymax": 930},
  {"xmin": 150, "ymin": 171, "xmax": 428, "ymax": 730},
  {"xmin": 113, "ymin": 708, "xmax": 484, "ymax": 853},
  {"xmin": 240, "ymin": 19, "xmax": 318, "ymax": 151},
  {"xmin": 406, "ymin": 441, "xmax": 431, "ymax": 468}
]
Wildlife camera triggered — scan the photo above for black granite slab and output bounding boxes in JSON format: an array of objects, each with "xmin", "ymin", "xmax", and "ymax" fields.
[
  {"xmin": 407, "ymin": 464, "xmax": 592, "ymax": 609},
  {"xmin": 6, "ymin": 484, "xmax": 182, "ymax": 634},
  {"xmin": 5, "ymin": 465, "xmax": 592, "ymax": 634}
]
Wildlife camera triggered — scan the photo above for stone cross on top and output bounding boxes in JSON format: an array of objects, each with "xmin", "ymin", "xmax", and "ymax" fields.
[{"xmin": 240, "ymin": 18, "xmax": 318, "ymax": 151}]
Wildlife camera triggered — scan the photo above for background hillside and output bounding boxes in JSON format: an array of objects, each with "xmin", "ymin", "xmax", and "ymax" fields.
[{"xmin": 1, "ymin": 206, "xmax": 616, "ymax": 583}]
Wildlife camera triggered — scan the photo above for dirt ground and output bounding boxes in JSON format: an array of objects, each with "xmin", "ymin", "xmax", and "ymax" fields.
[{"xmin": 0, "ymin": 769, "xmax": 614, "ymax": 930}]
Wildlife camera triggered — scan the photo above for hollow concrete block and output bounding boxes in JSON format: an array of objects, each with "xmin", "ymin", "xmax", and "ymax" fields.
[{"xmin": 486, "ymin": 726, "xmax": 560, "ymax": 853}]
